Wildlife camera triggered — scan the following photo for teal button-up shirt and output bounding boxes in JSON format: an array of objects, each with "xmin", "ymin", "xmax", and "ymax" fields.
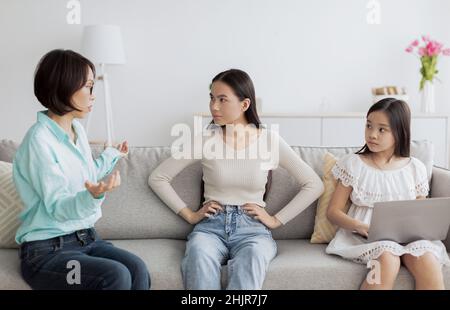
[{"xmin": 13, "ymin": 111, "xmax": 122, "ymax": 244}]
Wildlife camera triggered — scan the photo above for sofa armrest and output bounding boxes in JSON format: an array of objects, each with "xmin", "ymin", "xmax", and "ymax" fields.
[{"xmin": 430, "ymin": 166, "xmax": 450, "ymax": 251}]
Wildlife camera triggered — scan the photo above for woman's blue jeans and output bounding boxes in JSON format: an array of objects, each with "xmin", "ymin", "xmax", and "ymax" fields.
[
  {"xmin": 181, "ymin": 205, "xmax": 277, "ymax": 290},
  {"xmin": 19, "ymin": 228, "xmax": 150, "ymax": 290}
]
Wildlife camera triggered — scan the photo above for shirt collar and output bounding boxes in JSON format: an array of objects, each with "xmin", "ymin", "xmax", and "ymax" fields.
[{"xmin": 37, "ymin": 110, "xmax": 71, "ymax": 143}]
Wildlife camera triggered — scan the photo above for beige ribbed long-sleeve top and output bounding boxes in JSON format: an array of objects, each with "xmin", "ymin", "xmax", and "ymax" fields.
[{"xmin": 148, "ymin": 129, "xmax": 324, "ymax": 225}]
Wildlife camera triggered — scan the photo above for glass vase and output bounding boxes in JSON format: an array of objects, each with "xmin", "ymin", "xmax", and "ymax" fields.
[{"xmin": 421, "ymin": 80, "xmax": 435, "ymax": 114}]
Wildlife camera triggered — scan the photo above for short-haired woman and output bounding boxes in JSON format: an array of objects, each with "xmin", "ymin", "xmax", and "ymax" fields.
[{"xmin": 13, "ymin": 49, "xmax": 150, "ymax": 290}]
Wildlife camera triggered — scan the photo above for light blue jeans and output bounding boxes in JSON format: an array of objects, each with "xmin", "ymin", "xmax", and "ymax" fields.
[{"xmin": 181, "ymin": 205, "xmax": 277, "ymax": 290}]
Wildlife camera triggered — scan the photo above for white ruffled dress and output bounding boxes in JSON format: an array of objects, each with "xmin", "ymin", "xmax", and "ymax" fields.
[{"xmin": 325, "ymin": 153, "xmax": 450, "ymax": 265}]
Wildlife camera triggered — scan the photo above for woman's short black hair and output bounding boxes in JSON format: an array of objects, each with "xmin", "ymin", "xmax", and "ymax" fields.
[{"xmin": 34, "ymin": 49, "xmax": 96, "ymax": 116}]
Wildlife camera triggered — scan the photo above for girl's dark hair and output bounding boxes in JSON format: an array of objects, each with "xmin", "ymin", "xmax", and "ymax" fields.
[
  {"xmin": 211, "ymin": 69, "xmax": 262, "ymax": 128},
  {"xmin": 202, "ymin": 69, "xmax": 272, "ymax": 202},
  {"xmin": 356, "ymin": 98, "xmax": 411, "ymax": 157},
  {"xmin": 34, "ymin": 49, "xmax": 96, "ymax": 116}
]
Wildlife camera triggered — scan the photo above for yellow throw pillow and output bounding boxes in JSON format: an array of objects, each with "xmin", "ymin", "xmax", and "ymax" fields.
[
  {"xmin": 0, "ymin": 161, "xmax": 23, "ymax": 248},
  {"xmin": 310, "ymin": 153, "xmax": 351, "ymax": 244}
]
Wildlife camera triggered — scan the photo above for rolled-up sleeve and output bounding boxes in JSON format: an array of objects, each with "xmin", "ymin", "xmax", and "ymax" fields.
[{"xmin": 93, "ymin": 147, "xmax": 122, "ymax": 180}]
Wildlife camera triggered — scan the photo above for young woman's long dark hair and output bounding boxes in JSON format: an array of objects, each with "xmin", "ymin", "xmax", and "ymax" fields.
[
  {"xmin": 356, "ymin": 98, "xmax": 411, "ymax": 157},
  {"xmin": 210, "ymin": 69, "xmax": 262, "ymax": 128},
  {"xmin": 203, "ymin": 69, "xmax": 272, "ymax": 202}
]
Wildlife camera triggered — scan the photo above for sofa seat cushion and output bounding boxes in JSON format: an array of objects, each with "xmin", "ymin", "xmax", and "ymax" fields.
[
  {"xmin": 0, "ymin": 249, "xmax": 30, "ymax": 289},
  {"xmin": 111, "ymin": 239, "xmax": 186, "ymax": 290},
  {"xmin": 110, "ymin": 239, "xmax": 450, "ymax": 290},
  {"xmin": 264, "ymin": 240, "xmax": 450, "ymax": 289},
  {"xmin": 0, "ymin": 239, "xmax": 449, "ymax": 290}
]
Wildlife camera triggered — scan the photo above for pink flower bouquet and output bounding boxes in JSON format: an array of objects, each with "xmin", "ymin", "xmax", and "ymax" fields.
[{"xmin": 406, "ymin": 36, "xmax": 450, "ymax": 90}]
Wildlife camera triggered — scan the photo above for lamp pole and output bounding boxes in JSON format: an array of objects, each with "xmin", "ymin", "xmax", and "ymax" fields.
[
  {"xmin": 100, "ymin": 63, "xmax": 115, "ymax": 147},
  {"xmin": 84, "ymin": 64, "xmax": 115, "ymax": 147},
  {"xmin": 82, "ymin": 25, "xmax": 124, "ymax": 147}
]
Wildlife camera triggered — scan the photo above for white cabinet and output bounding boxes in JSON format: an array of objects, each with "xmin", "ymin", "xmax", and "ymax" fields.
[
  {"xmin": 260, "ymin": 117, "xmax": 321, "ymax": 146},
  {"xmin": 196, "ymin": 113, "xmax": 450, "ymax": 168},
  {"xmin": 322, "ymin": 118, "xmax": 366, "ymax": 147}
]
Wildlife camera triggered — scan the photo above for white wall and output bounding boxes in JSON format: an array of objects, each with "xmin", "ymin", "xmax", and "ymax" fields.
[{"xmin": 1, "ymin": 0, "xmax": 449, "ymax": 146}]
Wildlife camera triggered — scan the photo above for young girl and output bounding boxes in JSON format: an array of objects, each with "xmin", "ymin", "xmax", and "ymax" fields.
[
  {"xmin": 149, "ymin": 69, "xmax": 324, "ymax": 290},
  {"xmin": 14, "ymin": 49, "xmax": 150, "ymax": 290},
  {"xmin": 326, "ymin": 98, "xmax": 450, "ymax": 290}
]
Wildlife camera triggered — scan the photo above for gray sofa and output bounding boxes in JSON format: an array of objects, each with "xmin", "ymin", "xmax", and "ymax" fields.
[{"xmin": 0, "ymin": 140, "xmax": 449, "ymax": 289}]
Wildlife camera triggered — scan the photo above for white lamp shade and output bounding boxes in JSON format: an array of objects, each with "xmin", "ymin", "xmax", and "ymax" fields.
[{"xmin": 82, "ymin": 25, "xmax": 126, "ymax": 65}]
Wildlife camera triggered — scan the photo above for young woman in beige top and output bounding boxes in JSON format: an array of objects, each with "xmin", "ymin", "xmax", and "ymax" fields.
[{"xmin": 149, "ymin": 69, "xmax": 324, "ymax": 290}]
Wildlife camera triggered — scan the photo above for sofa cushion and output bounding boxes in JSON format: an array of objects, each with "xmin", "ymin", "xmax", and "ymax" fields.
[
  {"xmin": 92, "ymin": 145, "xmax": 322, "ymax": 240},
  {"xmin": 263, "ymin": 240, "xmax": 449, "ymax": 289},
  {"xmin": 0, "ymin": 161, "xmax": 22, "ymax": 249},
  {"xmin": 92, "ymin": 141, "xmax": 434, "ymax": 241},
  {"xmin": 251, "ymin": 141, "xmax": 433, "ymax": 240},
  {"xmin": 0, "ymin": 140, "xmax": 19, "ymax": 163},
  {"xmin": 412, "ymin": 140, "xmax": 434, "ymax": 180},
  {"xmin": 94, "ymin": 240, "xmax": 450, "ymax": 290},
  {"xmin": 291, "ymin": 140, "xmax": 433, "ymax": 181},
  {"xmin": 0, "ymin": 249, "xmax": 30, "ymax": 289},
  {"xmin": 111, "ymin": 239, "xmax": 185, "ymax": 290},
  {"xmin": 93, "ymin": 147, "xmax": 196, "ymax": 240},
  {"xmin": 0, "ymin": 141, "xmax": 431, "ymax": 243},
  {"xmin": 0, "ymin": 239, "xmax": 448, "ymax": 289},
  {"xmin": 310, "ymin": 152, "xmax": 351, "ymax": 243}
]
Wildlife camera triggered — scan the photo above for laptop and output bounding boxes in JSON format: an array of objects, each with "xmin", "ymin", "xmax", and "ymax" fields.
[{"xmin": 367, "ymin": 197, "xmax": 450, "ymax": 243}]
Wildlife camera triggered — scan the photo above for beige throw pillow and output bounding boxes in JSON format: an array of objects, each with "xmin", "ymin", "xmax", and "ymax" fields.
[
  {"xmin": 0, "ymin": 161, "xmax": 22, "ymax": 248},
  {"xmin": 311, "ymin": 153, "xmax": 351, "ymax": 244}
]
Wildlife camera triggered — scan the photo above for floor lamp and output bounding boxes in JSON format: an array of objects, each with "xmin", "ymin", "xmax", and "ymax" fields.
[{"xmin": 82, "ymin": 24, "xmax": 126, "ymax": 146}]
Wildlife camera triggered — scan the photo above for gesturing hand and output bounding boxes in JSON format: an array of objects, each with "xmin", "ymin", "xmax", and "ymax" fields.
[
  {"xmin": 116, "ymin": 141, "xmax": 129, "ymax": 157},
  {"xmin": 242, "ymin": 203, "xmax": 282, "ymax": 230},
  {"xmin": 85, "ymin": 170, "xmax": 121, "ymax": 199}
]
